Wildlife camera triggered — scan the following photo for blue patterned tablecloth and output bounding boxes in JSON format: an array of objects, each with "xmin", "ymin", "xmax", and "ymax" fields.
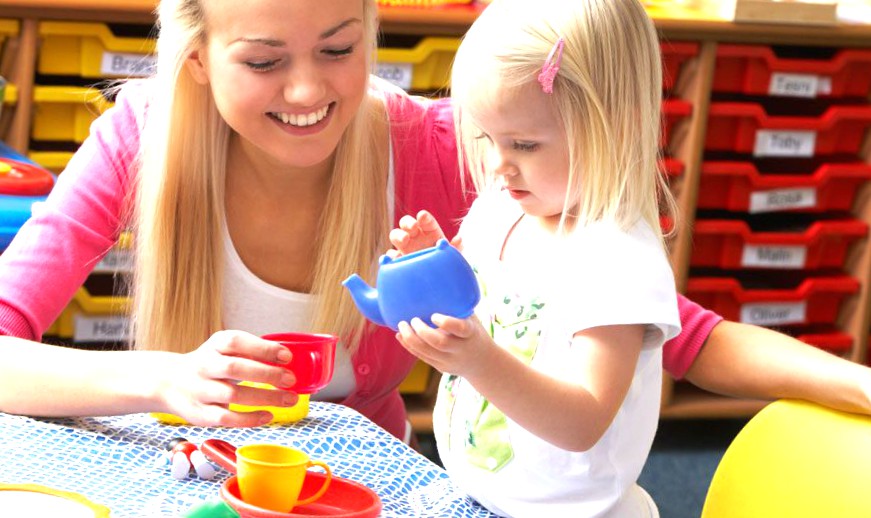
[{"xmin": 0, "ymin": 402, "xmax": 495, "ymax": 517}]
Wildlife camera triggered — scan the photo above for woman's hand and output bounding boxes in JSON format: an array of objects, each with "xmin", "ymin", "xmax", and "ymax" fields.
[
  {"xmin": 395, "ymin": 314, "xmax": 493, "ymax": 380},
  {"xmin": 155, "ymin": 330, "xmax": 299, "ymax": 427}
]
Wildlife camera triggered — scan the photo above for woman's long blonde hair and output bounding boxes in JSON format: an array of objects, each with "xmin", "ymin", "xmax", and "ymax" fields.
[
  {"xmin": 130, "ymin": 0, "xmax": 386, "ymax": 353},
  {"xmin": 451, "ymin": 0, "xmax": 675, "ymax": 238}
]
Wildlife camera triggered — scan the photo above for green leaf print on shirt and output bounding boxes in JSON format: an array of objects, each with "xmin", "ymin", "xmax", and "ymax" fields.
[{"xmin": 443, "ymin": 290, "xmax": 546, "ymax": 473}]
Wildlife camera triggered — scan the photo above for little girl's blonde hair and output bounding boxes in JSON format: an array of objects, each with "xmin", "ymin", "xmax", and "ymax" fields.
[
  {"xmin": 451, "ymin": 0, "xmax": 675, "ymax": 239},
  {"xmin": 129, "ymin": 0, "xmax": 386, "ymax": 353}
]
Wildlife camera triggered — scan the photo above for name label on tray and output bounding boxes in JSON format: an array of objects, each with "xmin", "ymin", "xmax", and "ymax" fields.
[
  {"xmin": 741, "ymin": 245, "xmax": 808, "ymax": 268},
  {"xmin": 769, "ymin": 73, "xmax": 833, "ymax": 98},
  {"xmin": 375, "ymin": 63, "xmax": 413, "ymax": 91},
  {"xmin": 101, "ymin": 52, "xmax": 156, "ymax": 77},
  {"xmin": 740, "ymin": 302, "xmax": 807, "ymax": 326},
  {"xmin": 74, "ymin": 315, "xmax": 130, "ymax": 343},
  {"xmin": 749, "ymin": 187, "xmax": 817, "ymax": 213},
  {"xmin": 93, "ymin": 249, "xmax": 133, "ymax": 274},
  {"xmin": 754, "ymin": 130, "xmax": 817, "ymax": 157}
]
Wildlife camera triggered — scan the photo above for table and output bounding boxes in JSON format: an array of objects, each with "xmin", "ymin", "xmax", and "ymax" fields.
[{"xmin": 0, "ymin": 402, "xmax": 496, "ymax": 517}]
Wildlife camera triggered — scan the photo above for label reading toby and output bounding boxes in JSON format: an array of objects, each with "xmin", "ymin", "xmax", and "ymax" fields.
[
  {"xmin": 741, "ymin": 245, "xmax": 807, "ymax": 268},
  {"xmin": 740, "ymin": 301, "xmax": 806, "ymax": 326},
  {"xmin": 101, "ymin": 52, "xmax": 156, "ymax": 77},
  {"xmin": 375, "ymin": 63, "xmax": 413, "ymax": 91},
  {"xmin": 748, "ymin": 187, "xmax": 816, "ymax": 213},
  {"xmin": 754, "ymin": 130, "xmax": 817, "ymax": 157}
]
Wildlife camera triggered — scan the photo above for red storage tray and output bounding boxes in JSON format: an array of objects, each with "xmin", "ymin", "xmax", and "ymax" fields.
[
  {"xmin": 796, "ymin": 332, "xmax": 852, "ymax": 353},
  {"xmin": 691, "ymin": 219, "xmax": 868, "ymax": 269},
  {"xmin": 705, "ymin": 102, "xmax": 871, "ymax": 157},
  {"xmin": 696, "ymin": 161, "xmax": 871, "ymax": 213},
  {"xmin": 661, "ymin": 157, "xmax": 684, "ymax": 178},
  {"xmin": 661, "ymin": 41, "xmax": 699, "ymax": 91},
  {"xmin": 713, "ymin": 45, "xmax": 871, "ymax": 99},
  {"xmin": 662, "ymin": 98, "xmax": 692, "ymax": 149},
  {"xmin": 686, "ymin": 276, "xmax": 859, "ymax": 326}
]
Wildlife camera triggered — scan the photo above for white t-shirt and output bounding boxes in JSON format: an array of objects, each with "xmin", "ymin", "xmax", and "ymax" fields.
[
  {"xmin": 220, "ymin": 224, "xmax": 355, "ymax": 401},
  {"xmin": 433, "ymin": 190, "xmax": 680, "ymax": 518}
]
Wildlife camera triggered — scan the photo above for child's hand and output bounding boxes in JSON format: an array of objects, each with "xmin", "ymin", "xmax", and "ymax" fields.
[
  {"xmin": 156, "ymin": 330, "xmax": 299, "ymax": 427},
  {"xmin": 388, "ymin": 210, "xmax": 461, "ymax": 258},
  {"xmin": 395, "ymin": 313, "xmax": 492, "ymax": 379}
]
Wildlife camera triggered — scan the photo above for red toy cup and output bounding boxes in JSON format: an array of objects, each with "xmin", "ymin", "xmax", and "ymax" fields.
[{"xmin": 262, "ymin": 333, "xmax": 337, "ymax": 395}]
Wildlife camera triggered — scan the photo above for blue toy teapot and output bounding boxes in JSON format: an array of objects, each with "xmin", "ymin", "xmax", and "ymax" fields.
[{"xmin": 342, "ymin": 239, "xmax": 481, "ymax": 331}]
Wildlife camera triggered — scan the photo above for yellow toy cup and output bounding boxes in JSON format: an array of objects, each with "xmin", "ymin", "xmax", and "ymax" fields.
[{"xmin": 235, "ymin": 444, "xmax": 332, "ymax": 513}]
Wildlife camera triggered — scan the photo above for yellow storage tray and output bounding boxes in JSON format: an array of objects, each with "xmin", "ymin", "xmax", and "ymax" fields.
[
  {"xmin": 47, "ymin": 286, "xmax": 129, "ymax": 342},
  {"xmin": 2, "ymin": 83, "xmax": 17, "ymax": 105},
  {"xmin": 0, "ymin": 18, "xmax": 19, "ymax": 48},
  {"xmin": 376, "ymin": 37, "xmax": 460, "ymax": 91},
  {"xmin": 32, "ymin": 86, "xmax": 113, "ymax": 143},
  {"xmin": 398, "ymin": 360, "xmax": 433, "ymax": 394},
  {"xmin": 38, "ymin": 21, "xmax": 156, "ymax": 78},
  {"xmin": 28, "ymin": 151, "xmax": 74, "ymax": 173}
]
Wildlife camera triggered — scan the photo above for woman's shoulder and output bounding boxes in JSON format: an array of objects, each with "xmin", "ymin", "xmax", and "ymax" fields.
[{"xmin": 371, "ymin": 76, "xmax": 452, "ymax": 127}]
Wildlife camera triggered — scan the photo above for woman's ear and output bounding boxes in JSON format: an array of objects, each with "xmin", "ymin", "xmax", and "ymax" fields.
[{"xmin": 186, "ymin": 49, "xmax": 210, "ymax": 85}]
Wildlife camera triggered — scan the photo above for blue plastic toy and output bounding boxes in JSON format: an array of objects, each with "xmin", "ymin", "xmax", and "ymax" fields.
[
  {"xmin": 342, "ymin": 239, "xmax": 481, "ymax": 331},
  {"xmin": 0, "ymin": 141, "xmax": 54, "ymax": 250}
]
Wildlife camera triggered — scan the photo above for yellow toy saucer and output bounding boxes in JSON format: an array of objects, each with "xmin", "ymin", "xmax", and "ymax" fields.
[{"xmin": 151, "ymin": 382, "xmax": 310, "ymax": 425}]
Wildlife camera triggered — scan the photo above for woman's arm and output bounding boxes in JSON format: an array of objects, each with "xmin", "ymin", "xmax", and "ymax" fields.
[
  {"xmin": 683, "ymin": 320, "xmax": 871, "ymax": 415},
  {"xmin": 0, "ymin": 331, "xmax": 301, "ymax": 427}
]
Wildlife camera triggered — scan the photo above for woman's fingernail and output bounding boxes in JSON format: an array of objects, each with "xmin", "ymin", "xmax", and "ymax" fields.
[
  {"xmin": 280, "ymin": 372, "xmax": 296, "ymax": 388},
  {"xmin": 276, "ymin": 348, "xmax": 291, "ymax": 363},
  {"xmin": 283, "ymin": 393, "xmax": 299, "ymax": 406}
]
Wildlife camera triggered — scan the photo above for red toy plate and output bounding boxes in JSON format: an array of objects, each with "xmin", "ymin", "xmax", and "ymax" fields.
[
  {"xmin": 0, "ymin": 159, "xmax": 54, "ymax": 196},
  {"xmin": 221, "ymin": 474, "xmax": 381, "ymax": 518}
]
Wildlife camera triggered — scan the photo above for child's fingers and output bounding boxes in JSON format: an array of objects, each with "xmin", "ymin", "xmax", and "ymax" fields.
[
  {"xmin": 416, "ymin": 210, "xmax": 441, "ymax": 233},
  {"xmin": 398, "ymin": 215, "xmax": 421, "ymax": 236},
  {"xmin": 431, "ymin": 314, "xmax": 474, "ymax": 337},
  {"xmin": 388, "ymin": 228, "xmax": 409, "ymax": 248},
  {"xmin": 409, "ymin": 317, "xmax": 456, "ymax": 350},
  {"xmin": 450, "ymin": 235, "xmax": 464, "ymax": 251}
]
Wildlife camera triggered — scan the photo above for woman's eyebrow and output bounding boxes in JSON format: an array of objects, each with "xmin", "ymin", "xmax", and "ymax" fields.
[
  {"xmin": 320, "ymin": 18, "xmax": 361, "ymax": 39},
  {"xmin": 231, "ymin": 18, "xmax": 361, "ymax": 47}
]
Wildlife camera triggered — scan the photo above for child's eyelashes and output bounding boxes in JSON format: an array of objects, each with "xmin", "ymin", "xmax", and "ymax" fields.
[
  {"xmin": 513, "ymin": 141, "xmax": 539, "ymax": 152},
  {"xmin": 474, "ymin": 132, "xmax": 538, "ymax": 152}
]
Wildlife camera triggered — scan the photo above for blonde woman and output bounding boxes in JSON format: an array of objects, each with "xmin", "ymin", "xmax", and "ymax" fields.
[{"xmin": 0, "ymin": 0, "xmax": 468, "ymax": 441}]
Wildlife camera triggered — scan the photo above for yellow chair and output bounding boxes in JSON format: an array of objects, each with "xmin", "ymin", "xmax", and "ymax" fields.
[{"xmin": 701, "ymin": 399, "xmax": 871, "ymax": 518}]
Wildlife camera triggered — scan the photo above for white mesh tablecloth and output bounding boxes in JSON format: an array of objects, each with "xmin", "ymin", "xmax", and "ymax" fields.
[{"xmin": 0, "ymin": 402, "xmax": 495, "ymax": 517}]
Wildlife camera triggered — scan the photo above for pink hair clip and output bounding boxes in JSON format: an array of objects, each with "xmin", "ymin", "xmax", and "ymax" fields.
[{"xmin": 537, "ymin": 37, "xmax": 565, "ymax": 94}]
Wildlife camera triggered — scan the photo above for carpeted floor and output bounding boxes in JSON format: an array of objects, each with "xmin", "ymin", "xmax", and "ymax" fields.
[{"xmin": 417, "ymin": 418, "xmax": 749, "ymax": 518}]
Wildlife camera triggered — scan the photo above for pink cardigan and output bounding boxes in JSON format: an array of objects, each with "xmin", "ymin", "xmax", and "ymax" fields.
[{"xmin": 0, "ymin": 80, "xmax": 719, "ymax": 438}]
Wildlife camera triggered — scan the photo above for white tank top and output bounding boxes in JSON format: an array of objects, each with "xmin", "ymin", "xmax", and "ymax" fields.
[{"xmin": 220, "ymin": 224, "xmax": 355, "ymax": 401}]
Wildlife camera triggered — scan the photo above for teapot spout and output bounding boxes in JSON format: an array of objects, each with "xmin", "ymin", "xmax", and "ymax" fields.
[{"xmin": 341, "ymin": 274, "xmax": 387, "ymax": 327}]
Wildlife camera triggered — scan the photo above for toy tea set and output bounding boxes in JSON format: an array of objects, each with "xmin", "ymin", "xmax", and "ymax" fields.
[{"xmin": 184, "ymin": 240, "xmax": 479, "ymax": 517}]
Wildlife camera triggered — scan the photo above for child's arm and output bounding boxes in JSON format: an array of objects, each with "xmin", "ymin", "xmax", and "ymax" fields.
[{"xmin": 397, "ymin": 314, "xmax": 644, "ymax": 452}]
